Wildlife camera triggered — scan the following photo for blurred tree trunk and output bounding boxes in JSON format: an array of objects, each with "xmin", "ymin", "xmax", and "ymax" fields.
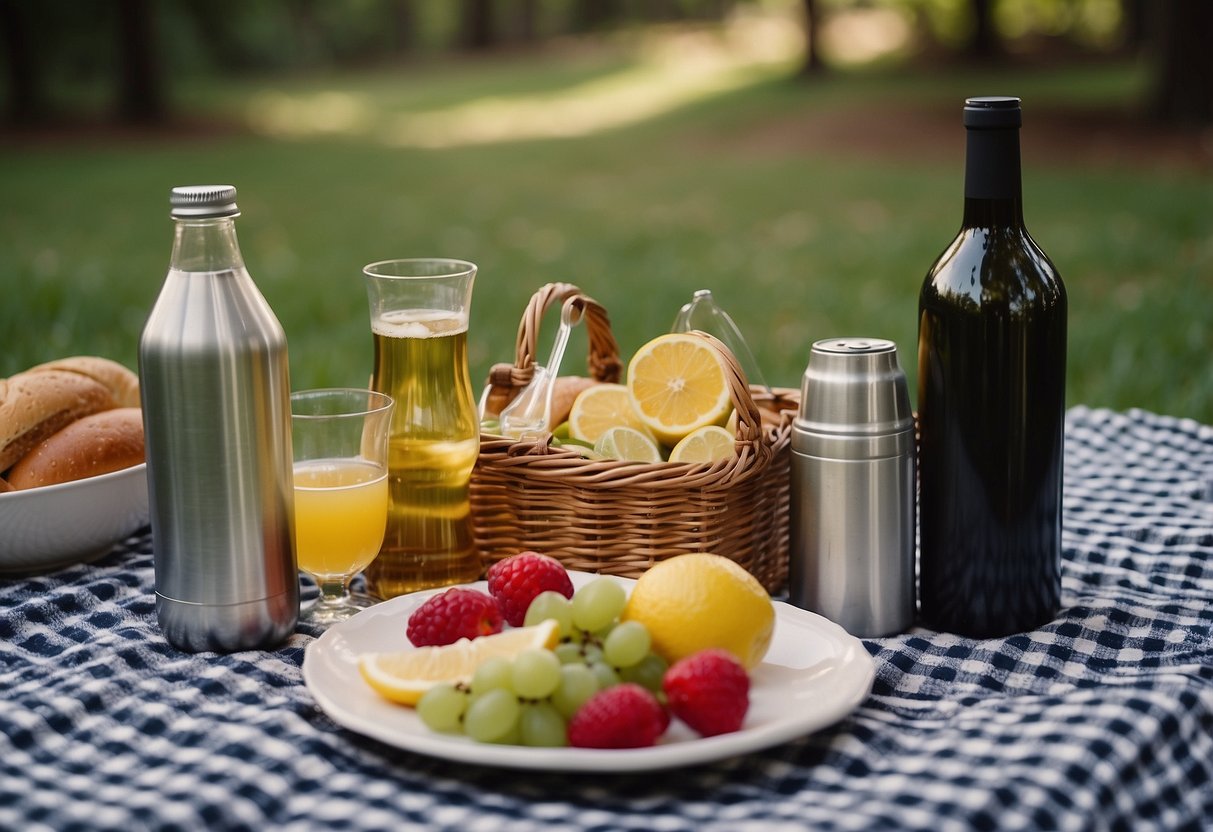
[
  {"xmin": 182, "ymin": 0, "xmax": 257, "ymax": 70},
  {"xmin": 461, "ymin": 0, "xmax": 496, "ymax": 50},
  {"xmin": 516, "ymin": 0, "xmax": 538, "ymax": 44},
  {"xmin": 390, "ymin": 0, "xmax": 415, "ymax": 54},
  {"xmin": 115, "ymin": 0, "xmax": 166, "ymax": 123},
  {"xmin": 0, "ymin": 0, "xmax": 43, "ymax": 123},
  {"xmin": 1120, "ymin": 0, "xmax": 1149, "ymax": 53},
  {"xmin": 968, "ymin": 0, "xmax": 1000, "ymax": 61},
  {"xmin": 1148, "ymin": 0, "xmax": 1213, "ymax": 125},
  {"xmin": 800, "ymin": 0, "xmax": 825, "ymax": 76},
  {"xmin": 572, "ymin": 0, "xmax": 619, "ymax": 33}
]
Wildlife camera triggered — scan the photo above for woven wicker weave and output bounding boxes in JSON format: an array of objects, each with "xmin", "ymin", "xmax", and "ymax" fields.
[{"xmin": 472, "ymin": 283, "xmax": 797, "ymax": 593}]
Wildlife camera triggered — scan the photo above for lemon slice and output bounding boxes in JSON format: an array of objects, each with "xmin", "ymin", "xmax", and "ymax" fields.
[
  {"xmin": 668, "ymin": 425, "xmax": 736, "ymax": 464},
  {"xmin": 626, "ymin": 334, "xmax": 732, "ymax": 446},
  {"xmin": 567, "ymin": 383, "xmax": 654, "ymax": 445},
  {"xmin": 358, "ymin": 619, "xmax": 560, "ymax": 705},
  {"xmin": 593, "ymin": 426, "xmax": 663, "ymax": 463}
]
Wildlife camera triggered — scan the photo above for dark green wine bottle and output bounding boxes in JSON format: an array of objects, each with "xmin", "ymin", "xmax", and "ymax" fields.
[{"xmin": 917, "ymin": 97, "xmax": 1067, "ymax": 638}]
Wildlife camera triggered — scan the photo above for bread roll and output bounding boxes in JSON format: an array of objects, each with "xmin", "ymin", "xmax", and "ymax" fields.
[
  {"xmin": 550, "ymin": 376, "xmax": 598, "ymax": 428},
  {"xmin": 0, "ymin": 476, "xmax": 12, "ymax": 493},
  {"xmin": 0, "ymin": 370, "xmax": 116, "ymax": 472},
  {"xmin": 7, "ymin": 407, "xmax": 144, "ymax": 489},
  {"xmin": 27, "ymin": 355, "xmax": 140, "ymax": 408}
]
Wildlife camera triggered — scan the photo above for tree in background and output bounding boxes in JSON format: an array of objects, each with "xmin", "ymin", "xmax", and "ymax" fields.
[{"xmin": 1146, "ymin": 0, "xmax": 1213, "ymax": 126}]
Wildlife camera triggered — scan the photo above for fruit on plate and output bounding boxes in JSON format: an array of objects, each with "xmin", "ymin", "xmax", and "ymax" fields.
[
  {"xmin": 363, "ymin": 552, "xmax": 760, "ymax": 747},
  {"xmin": 486, "ymin": 550, "xmax": 575, "ymax": 627},
  {"xmin": 358, "ymin": 618, "xmax": 560, "ymax": 705},
  {"xmin": 667, "ymin": 424, "xmax": 735, "ymax": 464},
  {"xmin": 622, "ymin": 552, "xmax": 774, "ymax": 669},
  {"xmin": 567, "ymin": 383, "xmax": 653, "ymax": 446},
  {"xmin": 626, "ymin": 333, "xmax": 731, "ymax": 447},
  {"xmin": 663, "ymin": 648, "xmax": 750, "ymax": 737},
  {"xmin": 406, "ymin": 587, "xmax": 504, "ymax": 647},
  {"xmin": 566, "ymin": 683, "xmax": 668, "ymax": 749}
]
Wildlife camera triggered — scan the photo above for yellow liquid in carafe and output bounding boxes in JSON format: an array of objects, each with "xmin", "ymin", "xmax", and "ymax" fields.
[{"xmin": 365, "ymin": 309, "xmax": 482, "ymax": 597}]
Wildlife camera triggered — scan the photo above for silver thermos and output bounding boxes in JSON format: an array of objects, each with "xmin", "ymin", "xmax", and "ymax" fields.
[
  {"xmin": 140, "ymin": 185, "xmax": 298, "ymax": 653},
  {"xmin": 788, "ymin": 338, "xmax": 916, "ymax": 637}
]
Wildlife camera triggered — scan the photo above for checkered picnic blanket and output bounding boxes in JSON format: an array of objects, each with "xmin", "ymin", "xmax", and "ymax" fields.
[{"xmin": 2, "ymin": 406, "xmax": 1211, "ymax": 831}]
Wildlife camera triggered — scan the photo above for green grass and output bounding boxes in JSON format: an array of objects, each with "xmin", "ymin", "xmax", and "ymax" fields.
[{"xmin": 2, "ymin": 47, "xmax": 1211, "ymax": 423}]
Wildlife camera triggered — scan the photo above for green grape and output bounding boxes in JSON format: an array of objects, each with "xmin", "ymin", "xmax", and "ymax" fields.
[
  {"xmin": 464, "ymin": 688, "xmax": 521, "ymax": 743},
  {"xmin": 553, "ymin": 642, "xmax": 584, "ymax": 664},
  {"xmin": 619, "ymin": 652, "xmax": 668, "ymax": 692},
  {"xmin": 581, "ymin": 642, "xmax": 604, "ymax": 665},
  {"xmin": 511, "ymin": 648, "xmax": 562, "ymax": 699},
  {"xmin": 519, "ymin": 701, "xmax": 568, "ymax": 747},
  {"xmin": 416, "ymin": 683, "xmax": 469, "ymax": 733},
  {"xmin": 471, "ymin": 656, "xmax": 514, "ymax": 694},
  {"xmin": 571, "ymin": 577, "xmax": 627, "ymax": 632},
  {"xmin": 524, "ymin": 591, "xmax": 574, "ymax": 636},
  {"xmin": 603, "ymin": 620, "xmax": 651, "ymax": 668},
  {"xmin": 551, "ymin": 664, "xmax": 598, "ymax": 718},
  {"xmin": 589, "ymin": 661, "xmax": 620, "ymax": 690},
  {"xmin": 593, "ymin": 622, "xmax": 617, "ymax": 642},
  {"xmin": 490, "ymin": 721, "xmax": 522, "ymax": 746}
]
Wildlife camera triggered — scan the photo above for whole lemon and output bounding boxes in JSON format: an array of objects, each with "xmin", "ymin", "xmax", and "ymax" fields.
[{"xmin": 622, "ymin": 553, "xmax": 774, "ymax": 669}]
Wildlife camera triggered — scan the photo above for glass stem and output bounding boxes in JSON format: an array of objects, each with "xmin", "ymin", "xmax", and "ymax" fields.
[{"xmin": 316, "ymin": 577, "xmax": 351, "ymax": 608}]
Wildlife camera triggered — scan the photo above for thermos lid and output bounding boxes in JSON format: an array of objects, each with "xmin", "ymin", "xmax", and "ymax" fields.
[
  {"xmin": 170, "ymin": 185, "xmax": 239, "ymax": 219},
  {"xmin": 793, "ymin": 338, "xmax": 914, "ymax": 458}
]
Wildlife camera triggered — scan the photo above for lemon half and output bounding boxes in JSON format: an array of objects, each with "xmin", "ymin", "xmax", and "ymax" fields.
[{"xmin": 626, "ymin": 334, "xmax": 732, "ymax": 446}]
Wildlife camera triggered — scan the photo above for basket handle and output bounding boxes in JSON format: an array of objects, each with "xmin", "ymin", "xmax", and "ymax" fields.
[
  {"xmin": 692, "ymin": 330, "xmax": 765, "ymax": 449},
  {"xmin": 483, "ymin": 283, "xmax": 623, "ymax": 416}
]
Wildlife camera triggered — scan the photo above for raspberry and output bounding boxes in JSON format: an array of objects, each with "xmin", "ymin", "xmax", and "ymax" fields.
[
  {"xmin": 406, "ymin": 588, "xmax": 503, "ymax": 647},
  {"xmin": 662, "ymin": 648, "xmax": 750, "ymax": 737},
  {"xmin": 486, "ymin": 551, "xmax": 574, "ymax": 627},
  {"xmin": 567, "ymin": 683, "xmax": 668, "ymax": 749}
]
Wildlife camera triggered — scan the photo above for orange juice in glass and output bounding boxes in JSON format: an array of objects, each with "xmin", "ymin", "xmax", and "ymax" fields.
[{"xmin": 290, "ymin": 388, "xmax": 394, "ymax": 625}]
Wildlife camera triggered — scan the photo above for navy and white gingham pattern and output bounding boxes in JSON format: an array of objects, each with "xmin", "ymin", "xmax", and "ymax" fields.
[{"xmin": 2, "ymin": 406, "xmax": 1211, "ymax": 831}]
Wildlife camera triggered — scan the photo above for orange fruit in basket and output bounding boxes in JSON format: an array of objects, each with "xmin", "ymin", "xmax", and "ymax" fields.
[
  {"xmin": 622, "ymin": 553, "xmax": 773, "ymax": 669},
  {"xmin": 626, "ymin": 334, "xmax": 732, "ymax": 446}
]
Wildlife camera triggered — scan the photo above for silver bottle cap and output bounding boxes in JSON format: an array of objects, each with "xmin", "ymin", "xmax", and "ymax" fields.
[{"xmin": 170, "ymin": 185, "xmax": 239, "ymax": 219}]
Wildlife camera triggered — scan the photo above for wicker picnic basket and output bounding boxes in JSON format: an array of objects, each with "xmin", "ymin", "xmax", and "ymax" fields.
[{"xmin": 471, "ymin": 283, "xmax": 798, "ymax": 593}]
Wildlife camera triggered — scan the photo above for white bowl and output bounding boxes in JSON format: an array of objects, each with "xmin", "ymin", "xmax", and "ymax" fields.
[{"xmin": 0, "ymin": 463, "xmax": 149, "ymax": 574}]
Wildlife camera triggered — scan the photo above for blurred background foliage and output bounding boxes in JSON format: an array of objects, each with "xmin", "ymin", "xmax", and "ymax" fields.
[{"xmin": 1, "ymin": 0, "xmax": 1211, "ymax": 422}]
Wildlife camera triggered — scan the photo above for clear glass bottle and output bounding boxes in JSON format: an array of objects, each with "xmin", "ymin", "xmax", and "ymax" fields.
[
  {"xmin": 917, "ymin": 98, "xmax": 1067, "ymax": 638},
  {"xmin": 140, "ymin": 185, "xmax": 298, "ymax": 652}
]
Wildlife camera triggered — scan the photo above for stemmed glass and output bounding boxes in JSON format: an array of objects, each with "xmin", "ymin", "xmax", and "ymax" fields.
[{"xmin": 291, "ymin": 388, "xmax": 394, "ymax": 626}]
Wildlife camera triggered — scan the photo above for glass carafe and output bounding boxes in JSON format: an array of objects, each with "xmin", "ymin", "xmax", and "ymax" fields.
[{"xmin": 363, "ymin": 258, "xmax": 481, "ymax": 598}]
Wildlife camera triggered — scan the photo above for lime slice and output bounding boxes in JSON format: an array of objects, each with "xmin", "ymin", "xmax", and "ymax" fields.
[{"xmin": 593, "ymin": 426, "xmax": 663, "ymax": 463}]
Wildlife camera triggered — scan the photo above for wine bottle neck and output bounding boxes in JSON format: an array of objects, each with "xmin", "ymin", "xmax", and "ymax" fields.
[
  {"xmin": 170, "ymin": 216, "xmax": 245, "ymax": 273},
  {"xmin": 963, "ymin": 126, "xmax": 1024, "ymax": 228}
]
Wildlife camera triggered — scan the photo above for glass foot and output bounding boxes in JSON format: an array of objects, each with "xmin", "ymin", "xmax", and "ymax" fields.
[{"xmin": 302, "ymin": 591, "xmax": 382, "ymax": 626}]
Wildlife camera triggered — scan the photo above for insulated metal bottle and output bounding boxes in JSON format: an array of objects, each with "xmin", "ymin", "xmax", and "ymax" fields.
[
  {"xmin": 788, "ymin": 338, "xmax": 916, "ymax": 638},
  {"xmin": 140, "ymin": 185, "xmax": 298, "ymax": 653}
]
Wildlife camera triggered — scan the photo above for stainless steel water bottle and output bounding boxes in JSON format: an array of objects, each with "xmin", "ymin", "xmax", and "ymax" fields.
[
  {"xmin": 140, "ymin": 185, "xmax": 298, "ymax": 653},
  {"xmin": 788, "ymin": 338, "xmax": 916, "ymax": 637}
]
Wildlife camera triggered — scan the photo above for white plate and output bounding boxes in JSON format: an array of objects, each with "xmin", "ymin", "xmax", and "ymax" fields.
[
  {"xmin": 0, "ymin": 463, "xmax": 149, "ymax": 574},
  {"xmin": 303, "ymin": 571, "xmax": 875, "ymax": 772}
]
